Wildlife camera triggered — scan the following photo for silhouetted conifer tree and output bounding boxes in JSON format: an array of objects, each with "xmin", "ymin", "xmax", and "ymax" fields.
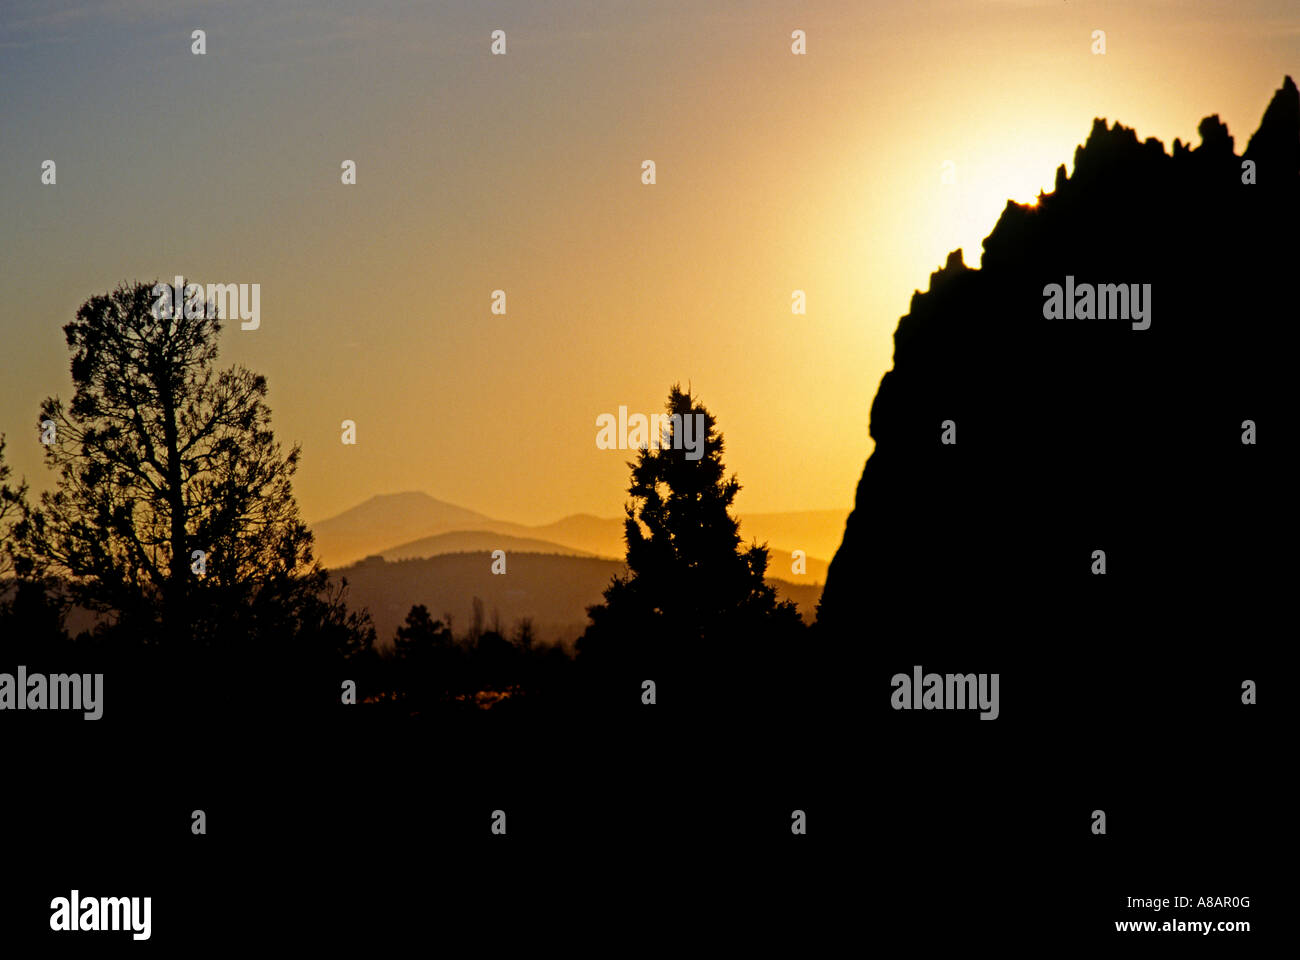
[
  {"xmin": 579, "ymin": 385, "xmax": 804, "ymax": 682},
  {"xmin": 12, "ymin": 281, "xmax": 372, "ymax": 668}
]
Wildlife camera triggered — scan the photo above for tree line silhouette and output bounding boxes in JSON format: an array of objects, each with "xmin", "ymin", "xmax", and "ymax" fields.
[{"xmin": 0, "ymin": 287, "xmax": 809, "ymax": 723}]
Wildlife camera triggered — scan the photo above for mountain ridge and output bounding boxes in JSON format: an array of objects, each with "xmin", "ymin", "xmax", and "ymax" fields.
[{"xmin": 311, "ymin": 490, "xmax": 845, "ymax": 575}]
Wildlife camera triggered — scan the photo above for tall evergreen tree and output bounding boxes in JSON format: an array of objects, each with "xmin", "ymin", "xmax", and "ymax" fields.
[
  {"xmin": 579, "ymin": 385, "xmax": 804, "ymax": 678},
  {"xmin": 15, "ymin": 280, "xmax": 371, "ymax": 661}
]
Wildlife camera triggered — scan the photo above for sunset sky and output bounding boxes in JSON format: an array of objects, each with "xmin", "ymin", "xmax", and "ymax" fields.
[{"xmin": 2, "ymin": 0, "xmax": 1296, "ymax": 529}]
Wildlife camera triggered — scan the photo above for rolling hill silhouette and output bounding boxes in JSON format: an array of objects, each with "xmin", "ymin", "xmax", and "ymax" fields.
[
  {"xmin": 377, "ymin": 529, "xmax": 600, "ymax": 562},
  {"xmin": 330, "ymin": 551, "xmax": 824, "ymax": 648}
]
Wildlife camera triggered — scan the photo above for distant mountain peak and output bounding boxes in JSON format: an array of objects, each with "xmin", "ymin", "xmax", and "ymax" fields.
[
  {"xmin": 359, "ymin": 490, "xmax": 472, "ymax": 507},
  {"xmin": 368, "ymin": 490, "xmax": 435, "ymax": 501},
  {"xmin": 310, "ymin": 492, "xmax": 496, "ymax": 567},
  {"xmin": 317, "ymin": 491, "xmax": 489, "ymax": 520}
]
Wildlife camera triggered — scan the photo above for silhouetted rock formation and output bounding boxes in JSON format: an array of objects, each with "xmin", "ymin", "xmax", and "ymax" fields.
[
  {"xmin": 1245, "ymin": 74, "xmax": 1300, "ymax": 178},
  {"xmin": 809, "ymin": 84, "xmax": 1294, "ymax": 921},
  {"xmin": 818, "ymin": 78, "xmax": 1295, "ymax": 658}
]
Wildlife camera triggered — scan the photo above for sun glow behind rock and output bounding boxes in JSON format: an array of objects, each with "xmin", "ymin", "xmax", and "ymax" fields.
[{"xmin": 932, "ymin": 138, "xmax": 1067, "ymax": 270}]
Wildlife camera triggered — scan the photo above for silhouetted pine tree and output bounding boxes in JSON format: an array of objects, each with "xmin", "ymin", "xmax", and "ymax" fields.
[
  {"xmin": 12, "ymin": 281, "xmax": 373, "ymax": 690},
  {"xmin": 578, "ymin": 385, "xmax": 804, "ymax": 688}
]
